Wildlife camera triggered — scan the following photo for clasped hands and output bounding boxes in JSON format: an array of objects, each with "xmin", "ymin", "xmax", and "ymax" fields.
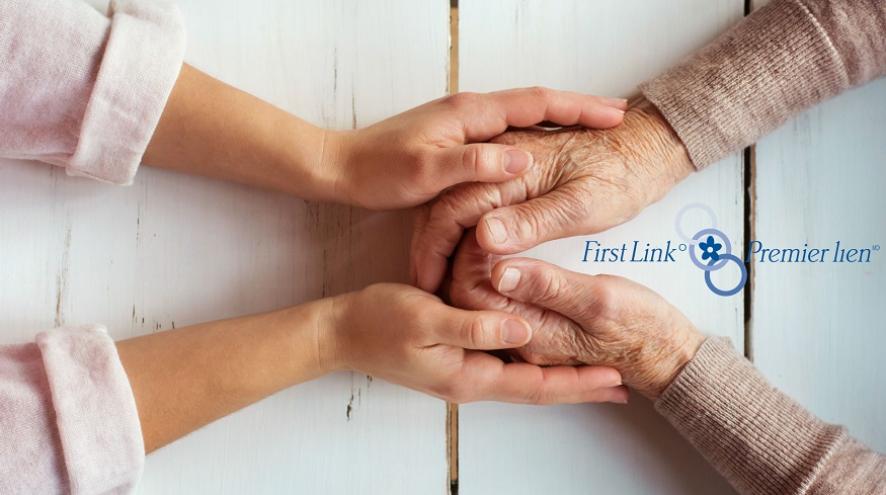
[{"xmin": 316, "ymin": 88, "xmax": 705, "ymax": 405}]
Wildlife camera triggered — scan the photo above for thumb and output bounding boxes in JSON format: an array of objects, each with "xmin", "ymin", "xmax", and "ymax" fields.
[
  {"xmin": 432, "ymin": 305, "xmax": 534, "ymax": 350},
  {"xmin": 476, "ymin": 187, "xmax": 590, "ymax": 254},
  {"xmin": 429, "ymin": 143, "xmax": 533, "ymax": 190},
  {"xmin": 490, "ymin": 257, "xmax": 604, "ymax": 322}
]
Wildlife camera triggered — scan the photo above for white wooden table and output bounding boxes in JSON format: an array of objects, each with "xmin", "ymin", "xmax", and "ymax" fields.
[{"xmin": 0, "ymin": 1, "xmax": 882, "ymax": 493}]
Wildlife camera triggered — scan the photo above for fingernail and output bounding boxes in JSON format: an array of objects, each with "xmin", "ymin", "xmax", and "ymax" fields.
[
  {"xmin": 602, "ymin": 97, "xmax": 629, "ymax": 109},
  {"xmin": 504, "ymin": 149, "xmax": 532, "ymax": 175},
  {"xmin": 601, "ymin": 106, "xmax": 626, "ymax": 120},
  {"xmin": 484, "ymin": 217, "xmax": 508, "ymax": 245},
  {"xmin": 498, "ymin": 267, "xmax": 521, "ymax": 293},
  {"xmin": 501, "ymin": 319, "xmax": 531, "ymax": 345}
]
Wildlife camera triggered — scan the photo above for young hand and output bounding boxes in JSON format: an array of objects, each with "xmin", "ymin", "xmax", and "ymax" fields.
[
  {"xmin": 324, "ymin": 88, "xmax": 627, "ymax": 209},
  {"xmin": 145, "ymin": 66, "xmax": 626, "ymax": 210},
  {"xmin": 411, "ymin": 97, "xmax": 694, "ymax": 292},
  {"xmin": 321, "ymin": 283, "xmax": 628, "ymax": 405}
]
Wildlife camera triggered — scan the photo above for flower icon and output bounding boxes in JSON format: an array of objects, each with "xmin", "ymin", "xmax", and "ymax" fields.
[{"xmin": 699, "ymin": 235, "xmax": 722, "ymax": 262}]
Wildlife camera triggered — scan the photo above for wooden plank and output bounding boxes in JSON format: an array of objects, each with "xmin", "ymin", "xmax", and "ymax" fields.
[
  {"xmin": 0, "ymin": 1, "xmax": 450, "ymax": 493},
  {"xmin": 458, "ymin": 1, "xmax": 745, "ymax": 493},
  {"xmin": 752, "ymin": 79, "xmax": 886, "ymax": 449},
  {"xmin": 748, "ymin": 0, "xmax": 886, "ymax": 454}
]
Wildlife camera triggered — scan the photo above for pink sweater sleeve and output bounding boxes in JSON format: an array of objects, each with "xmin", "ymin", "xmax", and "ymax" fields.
[
  {"xmin": 0, "ymin": 326, "xmax": 143, "ymax": 494},
  {"xmin": 0, "ymin": 0, "xmax": 186, "ymax": 184}
]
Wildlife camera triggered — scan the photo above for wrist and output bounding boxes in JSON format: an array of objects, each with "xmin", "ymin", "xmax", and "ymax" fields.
[
  {"xmin": 272, "ymin": 120, "xmax": 351, "ymax": 203},
  {"xmin": 316, "ymin": 129, "xmax": 355, "ymax": 204},
  {"xmin": 614, "ymin": 96, "xmax": 695, "ymax": 205},
  {"xmin": 313, "ymin": 293, "xmax": 352, "ymax": 373},
  {"xmin": 643, "ymin": 327, "xmax": 705, "ymax": 400}
]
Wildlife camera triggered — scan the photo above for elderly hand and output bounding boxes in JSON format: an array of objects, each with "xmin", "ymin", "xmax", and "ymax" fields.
[
  {"xmin": 411, "ymin": 97, "xmax": 694, "ymax": 292},
  {"xmin": 321, "ymin": 283, "xmax": 628, "ymax": 404},
  {"xmin": 447, "ymin": 232, "xmax": 704, "ymax": 399},
  {"xmin": 325, "ymin": 88, "xmax": 627, "ymax": 210}
]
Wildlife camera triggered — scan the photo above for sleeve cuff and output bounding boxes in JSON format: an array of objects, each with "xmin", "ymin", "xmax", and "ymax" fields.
[
  {"xmin": 655, "ymin": 337, "xmax": 847, "ymax": 495},
  {"xmin": 37, "ymin": 325, "xmax": 144, "ymax": 495},
  {"xmin": 67, "ymin": 0, "xmax": 186, "ymax": 185},
  {"xmin": 639, "ymin": 0, "xmax": 848, "ymax": 169}
]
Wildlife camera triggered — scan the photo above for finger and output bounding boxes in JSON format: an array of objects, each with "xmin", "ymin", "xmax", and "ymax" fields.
[
  {"xmin": 447, "ymin": 229, "xmax": 509, "ymax": 311},
  {"xmin": 411, "ymin": 180, "xmax": 528, "ymax": 292},
  {"xmin": 424, "ymin": 143, "xmax": 534, "ymax": 191},
  {"xmin": 452, "ymin": 87, "xmax": 626, "ymax": 142},
  {"xmin": 427, "ymin": 303, "xmax": 533, "ymax": 350},
  {"xmin": 476, "ymin": 183, "xmax": 593, "ymax": 254},
  {"xmin": 447, "ymin": 231, "xmax": 594, "ymax": 367},
  {"xmin": 459, "ymin": 352, "xmax": 628, "ymax": 404},
  {"xmin": 491, "ymin": 257, "xmax": 607, "ymax": 321}
]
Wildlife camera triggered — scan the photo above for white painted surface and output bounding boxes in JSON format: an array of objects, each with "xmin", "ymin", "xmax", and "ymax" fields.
[
  {"xmin": 0, "ymin": 1, "xmax": 450, "ymax": 493},
  {"xmin": 458, "ymin": 1, "xmax": 743, "ymax": 493},
  {"xmin": 752, "ymin": 79, "xmax": 886, "ymax": 451},
  {"xmin": 1, "ymin": 1, "xmax": 883, "ymax": 493},
  {"xmin": 748, "ymin": 0, "xmax": 886, "ymax": 455}
]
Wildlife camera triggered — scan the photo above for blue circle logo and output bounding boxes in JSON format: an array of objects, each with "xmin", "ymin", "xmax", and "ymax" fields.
[{"xmin": 675, "ymin": 205, "xmax": 748, "ymax": 297}]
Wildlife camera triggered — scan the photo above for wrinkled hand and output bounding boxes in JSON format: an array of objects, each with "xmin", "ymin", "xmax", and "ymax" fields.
[
  {"xmin": 447, "ymin": 232, "xmax": 704, "ymax": 399},
  {"xmin": 325, "ymin": 88, "xmax": 627, "ymax": 210},
  {"xmin": 412, "ymin": 97, "xmax": 694, "ymax": 292},
  {"xmin": 321, "ymin": 283, "xmax": 628, "ymax": 404}
]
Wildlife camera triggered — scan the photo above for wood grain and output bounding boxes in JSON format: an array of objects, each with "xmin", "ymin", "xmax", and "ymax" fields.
[{"xmin": 752, "ymin": 79, "xmax": 886, "ymax": 451}]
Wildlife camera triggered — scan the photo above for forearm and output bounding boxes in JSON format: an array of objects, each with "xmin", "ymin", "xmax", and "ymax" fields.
[
  {"xmin": 656, "ymin": 337, "xmax": 886, "ymax": 494},
  {"xmin": 641, "ymin": 0, "xmax": 886, "ymax": 169},
  {"xmin": 116, "ymin": 298, "xmax": 334, "ymax": 453},
  {"xmin": 143, "ymin": 64, "xmax": 339, "ymax": 201}
]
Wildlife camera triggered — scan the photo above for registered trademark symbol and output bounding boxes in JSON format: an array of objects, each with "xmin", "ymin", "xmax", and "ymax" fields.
[
  {"xmin": 678, "ymin": 243, "xmax": 687, "ymax": 251},
  {"xmin": 874, "ymin": 244, "xmax": 881, "ymax": 251}
]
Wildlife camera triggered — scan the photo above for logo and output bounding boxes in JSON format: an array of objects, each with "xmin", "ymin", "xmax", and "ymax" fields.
[
  {"xmin": 578, "ymin": 203, "xmax": 878, "ymax": 298},
  {"xmin": 675, "ymin": 204, "xmax": 747, "ymax": 297}
]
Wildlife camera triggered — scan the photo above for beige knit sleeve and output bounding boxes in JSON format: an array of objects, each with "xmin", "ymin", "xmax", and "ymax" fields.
[
  {"xmin": 655, "ymin": 337, "xmax": 886, "ymax": 494},
  {"xmin": 640, "ymin": 0, "xmax": 886, "ymax": 169}
]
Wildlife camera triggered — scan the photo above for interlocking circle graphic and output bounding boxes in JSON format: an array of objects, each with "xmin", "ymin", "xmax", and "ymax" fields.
[
  {"xmin": 675, "ymin": 203, "xmax": 718, "ymax": 244},
  {"xmin": 675, "ymin": 204, "xmax": 748, "ymax": 297},
  {"xmin": 703, "ymin": 253, "xmax": 747, "ymax": 297},
  {"xmin": 689, "ymin": 228, "xmax": 732, "ymax": 271}
]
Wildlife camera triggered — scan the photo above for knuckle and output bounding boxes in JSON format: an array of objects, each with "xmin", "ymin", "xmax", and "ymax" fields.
[
  {"xmin": 407, "ymin": 150, "xmax": 433, "ymax": 186},
  {"xmin": 462, "ymin": 145, "xmax": 482, "ymax": 174},
  {"xmin": 589, "ymin": 277, "xmax": 617, "ymax": 315},
  {"xmin": 527, "ymin": 85, "xmax": 550, "ymax": 100},
  {"xmin": 436, "ymin": 379, "xmax": 469, "ymax": 403},
  {"xmin": 463, "ymin": 316, "xmax": 486, "ymax": 348},
  {"xmin": 427, "ymin": 193, "xmax": 459, "ymax": 225},
  {"xmin": 446, "ymin": 91, "xmax": 481, "ymax": 110},
  {"xmin": 411, "ymin": 148, "xmax": 432, "ymax": 169},
  {"xmin": 428, "ymin": 183, "xmax": 500, "ymax": 225},
  {"xmin": 362, "ymin": 283, "xmax": 391, "ymax": 300},
  {"xmin": 525, "ymin": 383, "xmax": 547, "ymax": 404},
  {"xmin": 514, "ymin": 206, "xmax": 545, "ymax": 242},
  {"xmin": 536, "ymin": 271, "xmax": 566, "ymax": 304}
]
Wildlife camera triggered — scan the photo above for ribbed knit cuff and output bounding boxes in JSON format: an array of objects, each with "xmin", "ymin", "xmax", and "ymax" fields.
[
  {"xmin": 37, "ymin": 325, "xmax": 144, "ymax": 495},
  {"xmin": 640, "ymin": 0, "xmax": 849, "ymax": 169},
  {"xmin": 67, "ymin": 0, "xmax": 185, "ymax": 185},
  {"xmin": 655, "ymin": 337, "xmax": 847, "ymax": 495}
]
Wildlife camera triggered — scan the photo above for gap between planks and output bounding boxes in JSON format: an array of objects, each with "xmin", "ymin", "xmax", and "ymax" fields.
[
  {"xmin": 447, "ymin": 2, "xmax": 460, "ymax": 494},
  {"xmin": 743, "ymin": 0, "xmax": 757, "ymax": 362}
]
